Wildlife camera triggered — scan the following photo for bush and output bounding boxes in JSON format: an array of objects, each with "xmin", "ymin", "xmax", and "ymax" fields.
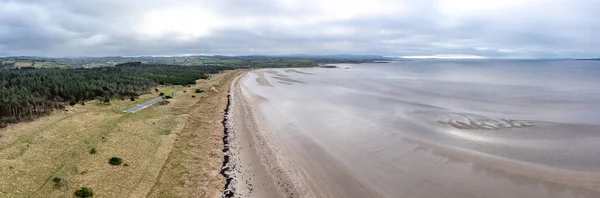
[
  {"xmin": 103, "ymin": 97, "xmax": 110, "ymax": 104},
  {"xmin": 90, "ymin": 148, "xmax": 97, "ymax": 154},
  {"xmin": 74, "ymin": 187, "xmax": 93, "ymax": 197},
  {"xmin": 159, "ymin": 92, "xmax": 165, "ymax": 96},
  {"xmin": 158, "ymin": 100, "xmax": 170, "ymax": 105},
  {"xmin": 191, "ymin": 95, "xmax": 196, "ymax": 98},
  {"xmin": 154, "ymin": 88, "xmax": 159, "ymax": 93},
  {"xmin": 130, "ymin": 96, "xmax": 135, "ymax": 101},
  {"xmin": 52, "ymin": 177, "xmax": 66, "ymax": 188},
  {"xmin": 69, "ymin": 101, "xmax": 77, "ymax": 106},
  {"xmin": 109, "ymin": 157, "xmax": 122, "ymax": 166},
  {"xmin": 195, "ymin": 89, "xmax": 204, "ymax": 93},
  {"xmin": 164, "ymin": 95, "xmax": 173, "ymax": 99}
]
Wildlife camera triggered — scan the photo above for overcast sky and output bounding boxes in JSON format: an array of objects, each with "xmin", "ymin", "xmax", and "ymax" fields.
[{"xmin": 0, "ymin": 0, "xmax": 598, "ymax": 58}]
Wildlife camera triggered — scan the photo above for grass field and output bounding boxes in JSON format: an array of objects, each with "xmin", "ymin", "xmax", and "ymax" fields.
[
  {"xmin": 14, "ymin": 61, "xmax": 34, "ymax": 67},
  {"xmin": 186, "ymin": 59, "xmax": 246, "ymax": 66},
  {"xmin": 85, "ymin": 63, "xmax": 112, "ymax": 68},
  {"xmin": 1, "ymin": 61, "xmax": 70, "ymax": 68},
  {"xmin": 158, "ymin": 87, "xmax": 178, "ymax": 96},
  {"xmin": 218, "ymin": 59, "xmax": 245, "ymax": 65},
  {"xmin": 200, "ymin": 58, "xmax": 221, "ymax": 64},
  {"xmin": 0, "ymin": 70, "xmax": 241, "ymax": 197},
  {"xmin": 33, "ymin": 62, "xmax": 71, "ymax": 68}
]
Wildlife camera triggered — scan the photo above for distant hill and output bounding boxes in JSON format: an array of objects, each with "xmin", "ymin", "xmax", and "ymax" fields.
[
  {"xmin": 0, "ymin": 54, "xmax": 390, "ymax": 69},
  {"xmin": 269, "ymin": 54, "xmax": 388, "ymax": 60}
]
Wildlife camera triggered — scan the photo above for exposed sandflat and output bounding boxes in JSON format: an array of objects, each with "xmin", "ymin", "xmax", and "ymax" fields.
[{"xmin": 226, "ymin": 65, "xmax": 600, "ymax": 198}]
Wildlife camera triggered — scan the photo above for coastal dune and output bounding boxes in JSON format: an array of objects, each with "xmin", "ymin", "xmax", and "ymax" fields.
[{"xmin": 225, "ymin": 61, "xmax": 600, "ymax": 198}]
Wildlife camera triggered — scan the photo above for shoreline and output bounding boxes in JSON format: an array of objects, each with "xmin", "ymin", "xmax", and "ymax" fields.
[
  {"xmin": 224, "ymin": 68, "xmax": 600, "ymax": 198},
  {"xmin": 224, "ymin": 71, "xmax": 386, "ymax": 198},
  {"xmin": 223, "ymin": 72, "xmax": 299, "ymax": 197}
]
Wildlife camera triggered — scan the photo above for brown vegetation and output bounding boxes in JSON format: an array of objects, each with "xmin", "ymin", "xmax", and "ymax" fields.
[{"xmin": 0, "ymin": 70, "xmax": 242, "ymax": 197}]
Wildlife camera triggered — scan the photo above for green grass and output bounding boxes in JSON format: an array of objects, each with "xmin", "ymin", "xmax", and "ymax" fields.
[
  {"xmin": 218, "ymin": 59, "xmax": 245, "ymax": 65},
  {"xmin": 86, "ymin": 63, "xmax": 111, "ymax": 68},
  {"xmin": 17, "ymin": 134, "xmax": 33, "ymax": 143},
  {"xmin": 33, "ymin": 62, "xmax": 70, "ymax": 68},
  {"xmin": 159, "ymin": 129, "xmax": 171, "ymax": 135},
  {"xmin": 14, "ymin": 62, "xmax": 34, "ymax": 67},
  {"xmin": 186, "ymin": 59, "xmax": 246, "ymax": 66},
  {"xmin": 200, "ymin": 59, "xmax": 220, "ymax": 64},
  {"xmin": 188, "ymin": 61, "xmax": 204, "ymax": 66},
  {"xmin": 159, "ymin": 88, "xmax": 178, "ymax": 95}
]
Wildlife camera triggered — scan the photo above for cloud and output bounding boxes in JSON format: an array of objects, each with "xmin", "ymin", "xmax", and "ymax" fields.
[{"xmin": 0, "ymin": 0, "xmax": 598, "ymax": 57}]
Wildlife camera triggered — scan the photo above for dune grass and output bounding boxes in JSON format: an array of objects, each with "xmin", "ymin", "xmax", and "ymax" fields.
[{"xmin": 0, "ymin": 70, "xmax": 241, "ymax": 197}]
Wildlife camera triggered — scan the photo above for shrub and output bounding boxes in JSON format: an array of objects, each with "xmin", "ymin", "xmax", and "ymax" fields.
[
  {"xmin": 191, "ymin": 95, "xmax": 196, "ymax": 98},
  {"xmin": 90, "ymin": 148, "xmax": 97, "ymax": 154},
  {"xmin": 164, "ymin": 95, "xmax": 173, "ymax": 99},
  {"xmin": 74, "ymin": 187, "xmax": 93, "ymax": 197},
  {"xmin": 52, "ymin": 177, "xmax": 65, "ymax": 188},
  {"xmin": 103, "ymin": 97, "xmax": 110, "ymax": 103},
  {"xmin": 154, "ymin": 88, "xmax": 159, "ymax": 93},
  {"xmin": 195, "ymin": 89, "xmax": 204, "ymax": 93},
  {"xmin": 69, "ymin": 101, "xmax": 77, "ymax": 106},
  {"xmin": 130, "ymin": 96, "xmax": 135, "ymax": 101},
  {"xmin": 158, "ymin": 100, "xmax": 170, "ymax": 105},
  {"xmin": 159, "ymin": 92, "xmax": 165, "ymax": 96},
  {"xmin": 109, "ymin": 157, "xmax": 122, "ymax": 166}
]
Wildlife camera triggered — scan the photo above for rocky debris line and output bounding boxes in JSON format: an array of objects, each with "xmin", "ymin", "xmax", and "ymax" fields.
[{"xmin": 220, "ymin": 93, "xmax": 235, "ymax": 198}]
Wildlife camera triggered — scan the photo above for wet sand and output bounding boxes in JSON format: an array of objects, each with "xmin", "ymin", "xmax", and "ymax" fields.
[{"xmin": 225, "ymin": 62, "xmax": 600, "ymax": 198}]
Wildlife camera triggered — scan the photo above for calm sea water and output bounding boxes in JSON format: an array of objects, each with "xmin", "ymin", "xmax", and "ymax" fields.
[
  {"xmin": 248, "ymin": 59, "xmax": 600, "ymax": 171},
  {"xmin": 336, "ymin": 59, "xmax": 600, "ymax": 125}
]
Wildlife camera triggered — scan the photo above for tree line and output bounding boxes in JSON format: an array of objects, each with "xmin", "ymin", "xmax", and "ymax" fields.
[{"xmin": 0, "ymin": 63, "xmax": 228, "ymax": 127}]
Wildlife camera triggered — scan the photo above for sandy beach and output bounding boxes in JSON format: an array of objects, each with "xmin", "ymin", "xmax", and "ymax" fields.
[{"xmin": 224, "ymin": 62, "xmax": 600, "ymax": 198}]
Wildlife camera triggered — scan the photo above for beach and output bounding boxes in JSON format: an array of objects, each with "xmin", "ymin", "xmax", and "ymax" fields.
[{"xmin": 224, "ymin": 60, "xmax": 600, "ymax": 198}]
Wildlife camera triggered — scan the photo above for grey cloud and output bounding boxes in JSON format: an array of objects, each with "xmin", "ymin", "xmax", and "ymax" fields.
[{"xmin": 0, "ymin": 0, "xmax": 598, "ymax": 58}]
